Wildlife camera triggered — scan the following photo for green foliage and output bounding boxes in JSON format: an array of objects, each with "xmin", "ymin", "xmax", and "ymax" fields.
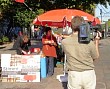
[
  {"xmin": 0, "ymin": 0, "xmax": 13, "ymax": 20},
  {"xmin": 0, "ymin": 0, "xmax": 110, "ymax": 28},
  {"xmin": 0, "ymin": 39, "xmax": 2, "ymax": 42},
  {"xmin": 37, "ymin": 9, "xmax": 44, "ymax": 15},
  {"xmin": 2, "ymin": 36, "xmax": 9, "ymax": 42},
  {"xmin": 0, "ymin": 0, "xmax": 13, "ymax": 12},
  {"xmin": 14, "ymin": 10, "xmax": 37, "ymax": 27},
  {"xmin": 0, "ymin": 36, "xmax": 9, "ymax": 44}
]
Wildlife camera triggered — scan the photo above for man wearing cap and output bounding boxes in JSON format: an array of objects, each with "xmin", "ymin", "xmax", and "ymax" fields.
[{"xmin": 61, "ymin": 16, "xmax": 100, "ymax": 89}]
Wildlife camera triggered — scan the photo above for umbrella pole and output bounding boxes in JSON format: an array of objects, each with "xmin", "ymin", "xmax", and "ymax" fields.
[
  {"xmin": 23, "ymin": 2, "xmax": 35, "ymax": 39},
  {"xmin": 56, "ymin": 54, "xmax": 68, "ymax": 82},
  {"xmin": 63, "ymin": 54, "xmax": 66, "ymax": 75}
]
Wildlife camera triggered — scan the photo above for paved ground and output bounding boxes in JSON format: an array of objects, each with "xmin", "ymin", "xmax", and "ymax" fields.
[{"xmin": 0, "ymin": 38, "xmax": 110, "ymax": 89}]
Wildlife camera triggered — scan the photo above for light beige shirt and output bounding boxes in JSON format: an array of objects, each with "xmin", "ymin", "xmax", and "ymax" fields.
[{"xmin": 62, "ymin": 34, "xmax": 98, "ymax": 72}]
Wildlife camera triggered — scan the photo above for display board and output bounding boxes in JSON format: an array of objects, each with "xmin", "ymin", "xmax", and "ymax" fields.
[{"xmin": 0, "ymin": 54, "xmax": 40, "ymax": 82}]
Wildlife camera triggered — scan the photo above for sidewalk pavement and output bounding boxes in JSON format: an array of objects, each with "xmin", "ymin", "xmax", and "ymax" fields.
[{"xmin": 0, "ymin": 38, "xmax": 110, "ymax": 89}]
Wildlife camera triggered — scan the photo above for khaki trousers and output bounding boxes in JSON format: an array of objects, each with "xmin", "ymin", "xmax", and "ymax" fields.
[{"xmin": 68, "ymin": 70, "xmax": 96, "ymax": 89}]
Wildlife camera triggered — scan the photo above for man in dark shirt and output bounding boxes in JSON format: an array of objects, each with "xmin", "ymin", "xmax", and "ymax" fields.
[{"xmin": 13, "ymin": 34, "xmax": 31, "ymax": 55}]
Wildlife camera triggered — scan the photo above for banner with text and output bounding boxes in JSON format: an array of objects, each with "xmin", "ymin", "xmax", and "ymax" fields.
[{"xmin": 1, "ymin": 54, "xmax": 40, "ymax": 82}]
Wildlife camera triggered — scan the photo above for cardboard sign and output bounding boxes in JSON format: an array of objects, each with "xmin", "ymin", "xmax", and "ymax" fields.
[{"xmin": 1, "ymin": 54, "xmax": 40, "ymax": 82}]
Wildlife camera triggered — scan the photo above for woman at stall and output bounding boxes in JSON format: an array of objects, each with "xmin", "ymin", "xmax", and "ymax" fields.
[{"xmin": 42, "ymin": 27, "xmax": 57, "ymax": 76}]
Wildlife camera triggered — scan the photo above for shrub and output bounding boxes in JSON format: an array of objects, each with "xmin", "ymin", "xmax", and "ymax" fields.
[
  {"xmin": 0, "ymin": 39, "xmax": 2, "ymax": 42},
  {"xmin": 2, "ymin": 36, "xmax": 9, "ymax": 42}
]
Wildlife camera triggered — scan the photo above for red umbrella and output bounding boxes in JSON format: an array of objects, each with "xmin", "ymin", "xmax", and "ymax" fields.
[
  {"xmin": 33, "ymin": 16, "xmax": 67, "ymax": 27},
  {"xmin": 33, "ymin": 9, "xmax": 100, "ymax": 27}
]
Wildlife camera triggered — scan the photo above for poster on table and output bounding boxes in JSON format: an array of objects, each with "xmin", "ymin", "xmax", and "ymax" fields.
[{"xmin": 0, "ymin": 54, "xmax": 40, "ymax": 82}]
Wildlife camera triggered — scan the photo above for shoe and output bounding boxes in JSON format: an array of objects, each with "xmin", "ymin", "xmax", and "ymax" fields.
[{"xmin": 47, "ymin": 74, "xmax": 53, "ymax": 77}]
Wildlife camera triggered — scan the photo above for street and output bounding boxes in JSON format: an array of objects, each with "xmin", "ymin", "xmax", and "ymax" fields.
[{"xmin": 0, "ymin": 38, "xmax": 110, "ymax": 89}]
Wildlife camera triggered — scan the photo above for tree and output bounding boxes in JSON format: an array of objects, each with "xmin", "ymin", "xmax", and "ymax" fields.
[
  {"xmin": 0, "ymin": 0, "xmax": 13, "ymax": 20},
  {"xmin": 0, "ymin": 0, "xmax": 110, "ymax": 28}
]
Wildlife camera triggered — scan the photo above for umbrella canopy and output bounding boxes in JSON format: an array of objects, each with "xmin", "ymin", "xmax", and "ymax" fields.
[{"xmin": 33, "ymin": 9, "xmax": 100, "ymax": 27}]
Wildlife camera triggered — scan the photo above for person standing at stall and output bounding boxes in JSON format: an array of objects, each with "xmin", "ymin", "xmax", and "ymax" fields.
[{"xmin": 42, "ymin": 27, "xmax": 57, "ymax": 76}]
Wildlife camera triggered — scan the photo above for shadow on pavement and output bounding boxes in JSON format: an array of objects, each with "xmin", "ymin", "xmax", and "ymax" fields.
[
  {"xmin": 0, "ymin": 46, "xmax": 6, "ymax": 49},
  {"xmin": 7, "ymin": 48, "xmax": 15, "ymax": 50},
  {"xmin": 62, "ymin": 82, "xmax": 67, "ymax": 89}
]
